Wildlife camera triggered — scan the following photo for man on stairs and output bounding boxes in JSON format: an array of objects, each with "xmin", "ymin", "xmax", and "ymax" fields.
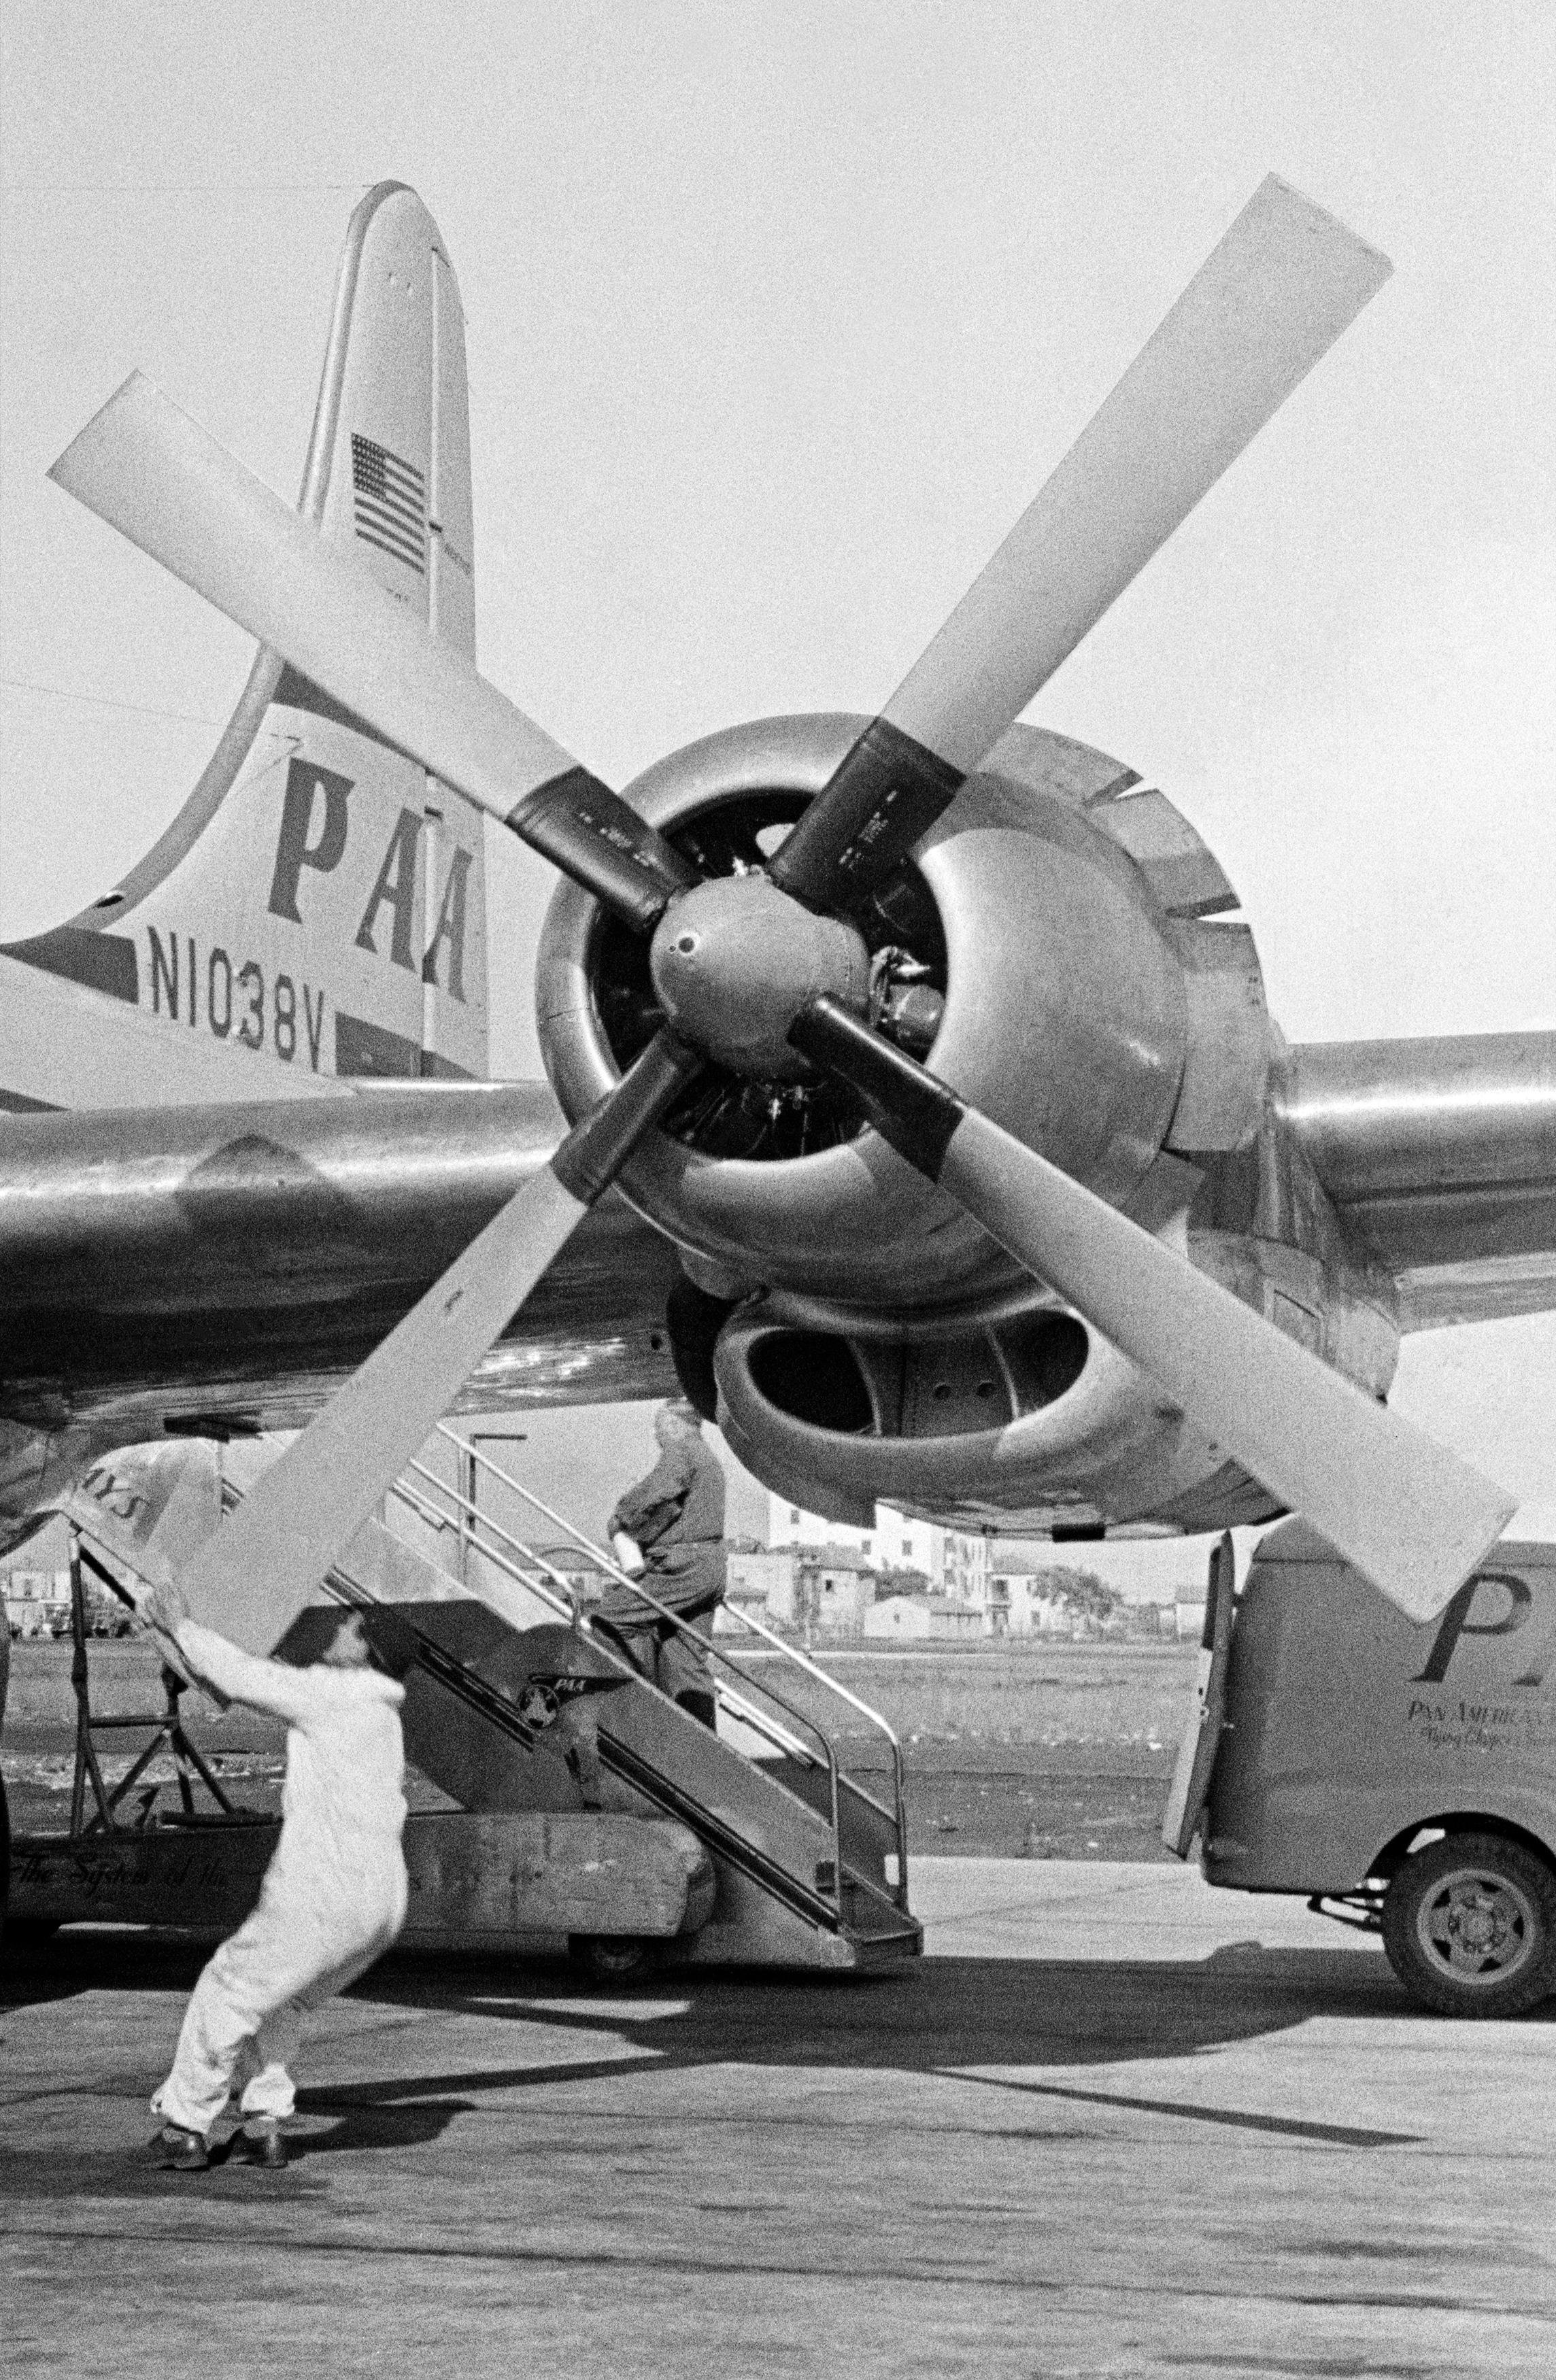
[{"xmin": 598, "ymin": 1401, "xmax": 728, "ymax": 1729}]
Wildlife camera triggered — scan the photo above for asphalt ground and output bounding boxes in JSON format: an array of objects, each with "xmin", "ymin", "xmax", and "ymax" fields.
[{"xmin": 4, "ymin": 1861, "xmax": 1555, "ymax": 2378}]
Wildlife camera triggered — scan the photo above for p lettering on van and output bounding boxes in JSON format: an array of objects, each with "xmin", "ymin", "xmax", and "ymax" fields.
[
  {"xmin": 1413, "ymin": 1570, "xmax": 1532, "ymax": 1685},
  {"xmin": 267, "ymin": 760, "xmax": 354, "ymax": 923}
]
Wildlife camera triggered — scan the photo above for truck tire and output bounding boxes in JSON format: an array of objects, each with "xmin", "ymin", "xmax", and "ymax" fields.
[
  {"xmin": 1382, "ymin": 1831, "xmax": 1556, "ymax": 2017},
  {"xmin": 0, "ymin": 1773, "xmax": 8, "ymax": 1952},
  {"xmin": 568, "ymin": 1934, "xmax": 660, "ymax": 1986}
]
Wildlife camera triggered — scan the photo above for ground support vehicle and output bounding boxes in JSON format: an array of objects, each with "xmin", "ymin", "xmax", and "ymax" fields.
[{"xmin": 1165, "ymin": 1523, "xmax": 1556, "ymax": 2016}]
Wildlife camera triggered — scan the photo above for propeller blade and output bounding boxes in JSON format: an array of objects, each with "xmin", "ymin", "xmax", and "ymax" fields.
[
  {"xmin": 49, "ymin": 373, "xmax": 695, "ymax": 932},
  {"xmin": 772, "ymin": 177, "xmax": 1391, "ymax": 908},
  {"xmin": 791, "ymin": 998, "xmax": 1514, "ymax": 1622},
  {"xmin": 179, "ymin": 1030, "xmax": 702, "ymax": 1654}
]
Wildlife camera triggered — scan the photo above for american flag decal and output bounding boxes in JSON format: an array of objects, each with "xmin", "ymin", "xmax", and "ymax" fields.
[{"xmin": 350, "ymin": 433, "xmax": 426, "ymax": 575}]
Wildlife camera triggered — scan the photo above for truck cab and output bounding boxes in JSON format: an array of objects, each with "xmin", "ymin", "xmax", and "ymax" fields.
[{"xmin": 1165, "ymin": 1521, "xmax": 1556, "ymax": 2016}]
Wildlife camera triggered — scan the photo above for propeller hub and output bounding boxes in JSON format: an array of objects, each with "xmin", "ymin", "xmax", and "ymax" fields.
[{"xmin": 649, "ymin": 875, "xmax": 870, "ymax": 1081}]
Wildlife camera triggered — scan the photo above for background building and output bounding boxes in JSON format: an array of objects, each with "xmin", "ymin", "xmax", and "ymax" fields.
[
  {"xmin": 2, "ymin": 1512, "xmax": 72, "ymax": 1637},
  {"xmin": 863, "ymin": 1595, "xmax": 982, "ymax": 1642},
  {"xmin": 987, "ymin": 1543, "xmax": 1208, "ymax": 1639},
  {"xmin": 723, "ymin": 1546, "xmax": 798, "ymax": 1631},
  {"xmin": 767, "ymin": 1497, "xmax": 989, "ymax": 1601},
  {"xmin": 725, "ymin": 1541, "xmax": 877, "ymax": 1642},
  {"xmin": 532, "ymin": 1544, "xmax": 615, "ymax": 1609}
]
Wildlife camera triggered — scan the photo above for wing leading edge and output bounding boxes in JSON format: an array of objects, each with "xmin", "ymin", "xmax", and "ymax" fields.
[{"xmin": 1288, "ymin": 1033, "xmax": 1556, "ymax": 1328}]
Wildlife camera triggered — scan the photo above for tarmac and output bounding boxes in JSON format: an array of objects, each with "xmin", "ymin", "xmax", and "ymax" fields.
[{"xmin": 3, "ymin": 1858, "xmax": 1555, "ymax": 2378}]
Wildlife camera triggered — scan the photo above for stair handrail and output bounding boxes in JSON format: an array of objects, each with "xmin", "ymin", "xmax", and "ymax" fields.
[
  {"xmin": 437, "ymin": 1423, "xmax": 908, "ymax": 1900},
  {"xmin": 219, "ymin": 1457, "xmax": 858, "ymax": 1916},
  {"xmin": 438, "ymin": 1423, "xmax": 903, "ymax": 1754},
  {"xmin": 388, "ymin": 1472, "xmax": 577, "ymax": 1620},
  {"xmin": 400, "ymin": 1452, "xmax": 850, "ymax": 1814},
  {"xmin": 392, "ymin": 1467, "xmax": 818, "ymax": 1765}
]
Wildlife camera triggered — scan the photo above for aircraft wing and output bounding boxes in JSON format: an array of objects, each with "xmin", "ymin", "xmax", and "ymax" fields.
[
  {"xmin": 0, "ymin": 1081, "xmax": 682, "ymax": 1452},
  {"xmin": 1289, "ymin": 1032, "xmax": 1556, "ymax": 1328}
]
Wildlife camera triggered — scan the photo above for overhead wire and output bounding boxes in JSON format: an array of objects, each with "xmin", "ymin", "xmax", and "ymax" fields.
[{"xmin": 0, "ymin": 673, "xmax": 288, "ymax": 734}]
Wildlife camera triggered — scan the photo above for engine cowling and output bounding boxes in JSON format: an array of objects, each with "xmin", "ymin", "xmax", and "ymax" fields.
[
  {"xmin": 537, "ymin": 711, "xmax": 1334, "ymax": 1535},
  {"xmin": 709, "ymin": 1200, "xmax": 1400, "ymax": 1537},
  {"xmin": 539, "ymin": 713, "xmax": 1250, "ymax": 1311},
  {"xmin": 710, "ymin": 1289, "xmax": 1245, "ymax": 1532}
]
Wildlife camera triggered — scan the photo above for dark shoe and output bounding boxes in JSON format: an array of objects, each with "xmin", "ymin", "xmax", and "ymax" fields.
[
  {"xmin": 228, "ymin": 2118, "xmax": 288, "ymax": 2170},
  {"xmin": 150, "ymin": 2124, "xmax": 208, "ymax": 2171}
]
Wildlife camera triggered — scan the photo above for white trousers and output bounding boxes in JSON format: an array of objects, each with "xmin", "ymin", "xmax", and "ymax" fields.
[{"xmin": 152, "ymin": 1879, "xmax": 404, "ymax": 2138}]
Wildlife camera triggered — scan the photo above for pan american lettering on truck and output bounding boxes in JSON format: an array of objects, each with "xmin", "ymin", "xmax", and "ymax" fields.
[
  {"xmin": 1407, "ymin": 1697, "xmax": 1525, "ymax": 1729},
  {"xmin": 1403, "ymin": 1699, "xmax": 1556, "ymax": 1756}
]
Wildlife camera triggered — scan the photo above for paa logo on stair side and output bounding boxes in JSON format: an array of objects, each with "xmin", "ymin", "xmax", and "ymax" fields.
[
  {"xmin": 266, "ymin": 755, "xmax": 474, "ymax": 1000},
  {"xmin": 516, "ymin": 1673, "xmax": 631, "ymax": 1729}
]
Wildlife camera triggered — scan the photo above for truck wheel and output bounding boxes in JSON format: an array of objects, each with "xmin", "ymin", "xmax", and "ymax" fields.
[
  {"xmin": 1382, "ymin": 1832, "xmax": 1556, "ymax": 2017},
  {"xmin": 568, "ymin": 1935, "xmax": 659, "ymax": 1986},
  {"xmin": 0, "ymin": 1773, "xmax": 8, "ymax": 1952}
]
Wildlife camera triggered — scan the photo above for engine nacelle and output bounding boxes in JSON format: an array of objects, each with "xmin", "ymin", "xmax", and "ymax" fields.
[
  {"xmin": 710, "ymin": 1288, "xmax": 1247, "ymax": 1533},
  {"xmin": 708, "ymin": 1142, "xmax": 1402, "ymax": 1537},
  {"xmin": 539, "ymin": 713, "xmax": 1270, "ymax": 1312},
  {"xmin": 535, "ymin": 711, "xmax": 1349, "ymax": 1542}
]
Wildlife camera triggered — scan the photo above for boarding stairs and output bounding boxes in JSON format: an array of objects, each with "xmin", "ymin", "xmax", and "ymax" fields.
[
  {"xmin": 31, "ymin": 1431, "xmax": 919, "ymax": 1971},
  {"xmin": 305, "ymin": 1427, "xmax": 920, "ymax": 1971}
]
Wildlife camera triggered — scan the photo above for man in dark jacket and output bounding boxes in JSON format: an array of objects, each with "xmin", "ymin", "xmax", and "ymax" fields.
[{"xmin": 599, "ymin": 1402, "xmax": 726, "ymax": 1727}]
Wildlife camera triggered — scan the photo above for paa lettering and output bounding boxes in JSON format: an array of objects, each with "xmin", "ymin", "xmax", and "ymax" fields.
[
  {"xmin": 353, "ymin": 806, "xmax": 473, "ymax": 1001},
  {"xmin": 263, "ymin": 758, "xmax": 474, "ymax": 1000},
  {"xmin": 267, "ymin": 760, "xmax": 352, "ymax": 921}
]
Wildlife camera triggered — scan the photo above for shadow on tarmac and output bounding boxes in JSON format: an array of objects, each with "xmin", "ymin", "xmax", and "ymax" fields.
[{"xmin": 7, "ymin": 1920, "xmax": 1522, "ymax": 2172}]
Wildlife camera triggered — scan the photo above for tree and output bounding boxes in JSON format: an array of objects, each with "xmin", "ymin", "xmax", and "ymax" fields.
[
  {"xmin": 870, "ymin": 1564, "xmax": 934, "ymax": 1598},
  {"xmin": 1034, "ymin": 1567, "xmax": 1120, "ymax": 1625},
  {"xmin": 84, "ymin": 1574, "xmax": 133, "ymax": 1637}
]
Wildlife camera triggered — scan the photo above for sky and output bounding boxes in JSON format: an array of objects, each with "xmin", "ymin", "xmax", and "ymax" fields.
[{"xmin": 3, "ymin": 2, "xmax": 1556, "ymax": 1561}]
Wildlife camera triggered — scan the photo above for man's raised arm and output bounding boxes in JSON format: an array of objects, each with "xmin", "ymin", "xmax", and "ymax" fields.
[{"xmin": 141, "ymin": 1582, "xmax": 327, "ymax": 1727}]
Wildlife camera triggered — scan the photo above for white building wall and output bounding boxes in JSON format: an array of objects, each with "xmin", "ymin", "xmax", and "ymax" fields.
[
  {"xmin": 766, "ymin": 1497, "xmax": 987, "ymax": 1597},
  {"xmin": 862, "ymin": 1595, "xmax": 933, "ymax": 1640},
  {"xmin": 3, "ymin": 1567, "xmax": 71, "ymax": 1634},
  {"xmin": 726, "ymin": 1547, "xmax": 799, "ymax": 1626}
]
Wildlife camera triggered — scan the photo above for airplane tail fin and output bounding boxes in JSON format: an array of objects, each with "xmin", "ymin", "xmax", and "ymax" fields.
[{"xmin": 8, "ymin": 184, "xmax": 491, "ymax": 1085}]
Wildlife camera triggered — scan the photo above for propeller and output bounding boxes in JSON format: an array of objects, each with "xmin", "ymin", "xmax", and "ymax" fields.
[
  {"xmin": 788, "ymin": 999, "xmax": 1516, "ymax": 1625},
  {"xmin": 48, "ymin": 373, "xmax": 697, "ymax": 934},
  {"xmin": 177, "ymin": 1030, "xmax": 701, "ymax": 1654},
  {"xmin": 48, "ymin": 175, "xmax": 1500, "ymax": 1639},
  {"xmin": 770, "ymin": 176, "xmax": 1392, "ymax": 910}
]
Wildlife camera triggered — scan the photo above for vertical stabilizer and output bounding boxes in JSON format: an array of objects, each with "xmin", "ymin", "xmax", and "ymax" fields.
[{"xmin": 9, "ymin": 184, "xmax": 491, "ymax": 1089}]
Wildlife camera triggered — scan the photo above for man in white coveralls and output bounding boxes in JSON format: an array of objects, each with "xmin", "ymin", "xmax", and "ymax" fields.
[{"xmin": 140, "ymin": 1584, "xmax": 414, "ymax": 2172}]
